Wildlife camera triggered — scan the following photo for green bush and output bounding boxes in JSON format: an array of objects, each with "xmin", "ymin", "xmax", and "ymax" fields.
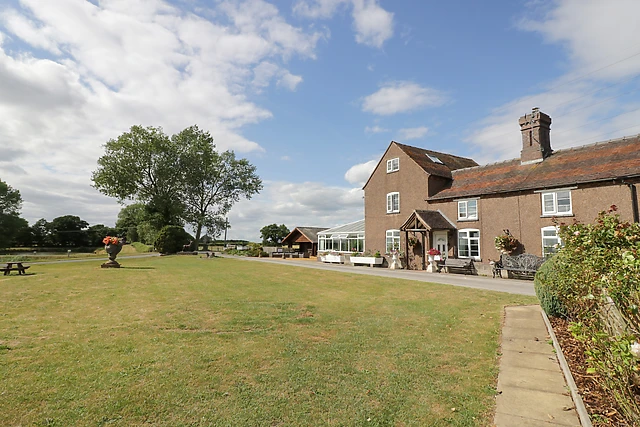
[
  {"xmin": 131, "ymin": 242, "xmax": 153, "ymax": 253},
  {"xmin": 154, "ymin": 226, "xmax": 193, "ymax": 254},
  {"xmin": 534, "ymin": 256, "xmax": 567, "ymax": 318},
  {"xmin": 547, "ymin": 206, "xmax": 640, "ymax": 424}
]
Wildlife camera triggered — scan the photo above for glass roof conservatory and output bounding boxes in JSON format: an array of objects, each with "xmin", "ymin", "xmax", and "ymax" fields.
[{"xmin": 317, "ymin": 219, "xmax": 365, "ymax": 253}]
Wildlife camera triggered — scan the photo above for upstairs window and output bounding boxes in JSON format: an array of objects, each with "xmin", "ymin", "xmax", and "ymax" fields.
[
  {"xmin": 458, "ymin": 199, "xmax": 478, "ymax": 221},
  {"xmin": 541, "ymin": 190, "xmax": 572, "ymax": 216},
  {"xmin": 386, "ymin": 192, "xmax": 400, "ymax": 213},
  {"xmin": 386, "ymin": 157, "xmax": 399, "ymax": 173}
]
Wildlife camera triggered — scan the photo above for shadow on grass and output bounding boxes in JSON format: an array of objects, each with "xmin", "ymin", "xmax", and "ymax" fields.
[{"xmin": 119, "ymin": 266, "xmax": 156, "ymax": 270}]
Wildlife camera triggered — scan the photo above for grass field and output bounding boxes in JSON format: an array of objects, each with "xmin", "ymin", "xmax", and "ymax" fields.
[{"xmin": 0, "ymin": 256, "xmax": 536, "ymax": 426}]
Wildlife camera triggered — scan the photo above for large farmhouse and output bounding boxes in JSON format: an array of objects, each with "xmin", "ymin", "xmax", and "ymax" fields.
[{"xmin": 363, "ymin": 108, "xmax": 640, "ymax": 272}]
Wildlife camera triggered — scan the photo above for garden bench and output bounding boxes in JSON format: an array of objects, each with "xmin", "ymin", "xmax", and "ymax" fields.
[
  {"xmin": 443, "ymin": 258, "xmax": 474, "ymax": 275},
  {"xmin": 493, "ymin": 254, "xmax": 545, "ymax": 280},
  {"xmin": 1, "ymin": 262, "xmax": 30, "ymax": 276}
]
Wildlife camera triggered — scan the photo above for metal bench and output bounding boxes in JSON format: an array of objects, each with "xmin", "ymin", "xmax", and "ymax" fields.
[
  {"xmin": 443, "ymin": 258, "xmax": 474, "ymax": 275},
  {"xmin": 494, "ymin": 254, "xmax": 545, "ymax": 280}
]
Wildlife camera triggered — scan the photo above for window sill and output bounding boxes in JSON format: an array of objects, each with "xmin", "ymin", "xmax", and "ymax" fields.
[
  {"xmin": 457, "ymin": 218, "xmax": 479, "ymax": 222},
  {"xmin": 386, "ymin": 212, "xmax": 400, "ymax": 215},
  {"xmin": 541, "ymin": 213, "xmax": 574, "ymax": 218}
]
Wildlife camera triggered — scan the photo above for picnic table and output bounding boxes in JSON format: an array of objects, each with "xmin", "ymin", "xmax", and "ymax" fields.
[{"xmin": 1, "ymin": 262, "xmax": 30, "ymax": 276}]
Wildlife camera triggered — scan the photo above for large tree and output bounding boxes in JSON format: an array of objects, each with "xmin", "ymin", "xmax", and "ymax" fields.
[
  {"xmin": 92, "ymin": 125, "xmax": 185, "ymax": 227},
  {"xmin": 173, "ymin": 125, "xmax": 261, "ymax": 244},
  {"xmin": 172, "ymin": 126, "xmax": 262, "ymax": 246},
  {"xmin": 260, "ymin": 223, "xmax": 290, "ymax": 246}
]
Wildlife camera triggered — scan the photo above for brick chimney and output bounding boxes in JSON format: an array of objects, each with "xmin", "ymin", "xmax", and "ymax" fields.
[{"xmin": 519, "ymin": 107, "xmax": 552, "ymax": 164}]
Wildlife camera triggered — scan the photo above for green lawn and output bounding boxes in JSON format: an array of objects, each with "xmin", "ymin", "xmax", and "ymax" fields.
[{"xmin": 0, "ymin": 256, "xmax": 536, "ymax": 426}]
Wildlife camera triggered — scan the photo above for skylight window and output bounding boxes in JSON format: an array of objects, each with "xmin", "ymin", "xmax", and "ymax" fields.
[{"xmin": 427, "ymin": 154, "xmax": 444, "ymax": 164}]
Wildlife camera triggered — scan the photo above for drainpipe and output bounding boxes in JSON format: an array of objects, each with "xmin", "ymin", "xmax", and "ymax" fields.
[{"xmin": 628, "ymin": 183, "xmax": 639, "ymax": 223}]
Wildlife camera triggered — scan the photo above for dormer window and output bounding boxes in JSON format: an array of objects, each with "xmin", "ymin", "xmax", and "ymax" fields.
[
  {"xmin": 426, "ymin": 154, "xmax": 443, "ymax": 164},
  {"xmin": 386, "ymin": 157, "xmax": 399, "ymax": 173}
]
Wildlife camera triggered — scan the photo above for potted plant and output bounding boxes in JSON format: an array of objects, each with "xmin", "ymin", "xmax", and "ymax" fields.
[
  {"xmin": 495, "ymin": 233, "xmax": 519, "ymax": 254},
  {"xmin": 427, "ymin": 247, "xmax": 441, "ymax": 261}
]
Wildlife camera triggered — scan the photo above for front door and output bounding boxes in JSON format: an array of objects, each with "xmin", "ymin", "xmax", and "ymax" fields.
[{"xmin": 433, "ymin": 231, "xmax": 448, "ymax": 259}]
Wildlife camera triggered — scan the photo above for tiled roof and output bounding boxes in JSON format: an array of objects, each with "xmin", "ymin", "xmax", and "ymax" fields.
[
  {"xmin": 285, "ymin": 227, "xmax": 329, "ymax": 243},
  {"xmin": 430, "ymin": 135, "xmax": 640, "ymax": 200},
  {"xmin": 318, "ymin": 219, "xmax": 365, "ymax": 235},
  {"xmin": 395, "ymin": 142, "xmax": 479, "ymax": 179}
]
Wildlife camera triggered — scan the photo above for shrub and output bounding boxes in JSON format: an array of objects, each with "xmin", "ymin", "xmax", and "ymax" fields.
[
  {"xmin": 154, "ymin": 226, "xmax": 193, "ymax": 254},
  {"xmin": 131, "ymin": 242, "xmax": 153, "ymax": 253},
  {"xmin": 534, "ymin": 256, "xmax": 567, "ymax": 318},
  {"xmin": 546, "ymin": 206, "xmax": 640, "ymax": 423}
]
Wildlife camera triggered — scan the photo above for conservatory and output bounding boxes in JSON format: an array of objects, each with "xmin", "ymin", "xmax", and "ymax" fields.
[{"xmin": 317, "ymin": 219, "xmax": 365, "ymax": 253}]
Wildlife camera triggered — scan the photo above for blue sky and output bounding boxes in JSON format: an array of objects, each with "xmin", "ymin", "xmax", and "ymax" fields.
[{"xmin": 2, "ymin": 0, "xmax": 640, "ymax": 241}]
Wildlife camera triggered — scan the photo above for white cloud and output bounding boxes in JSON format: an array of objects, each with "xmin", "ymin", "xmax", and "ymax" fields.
[
  {"xmin": 362, "ymin": 81, "xmax": 447, "ymax": 116},
  {"xmin": 281, "ymin": 155, "xmax": 292, "ymax": 161},
  {"xmin": 0, "ymin": 0, "xmax": 324, "ymax": 230},
  {"xmin": 464, "ymin": 1, "xmax": 640, "ymax": 165},
  {"xmin": 518, "ymin": 0, "xmax": 640, "ymax": 81},
  {"xmin": 294, "ymin": 0, "xmax": 393, "ymax": 48},
  {"xmin": 277, "ymin": 71, "xmax": 303, "ymax": 90},
  {"xmin": 364, "ymin": 125, "xmax": 389, "ymax": 134},
  {"xmin": 398, "ymin": 126, "xmax": 428, "ymax": 140},
  {"xmin": 344, "ymin": 159, "xmax": 378, "ymax": 186},
  {"xmin": 227, "ymin": 180, "xmax": 364, "ymax": 241},
  {"xmin": 293, "ymin": 0, "xmax": 348, "ymax": 19},
  {"xmin": 351, "ymin": 0, "xmax": 393, "ymax": 48}
]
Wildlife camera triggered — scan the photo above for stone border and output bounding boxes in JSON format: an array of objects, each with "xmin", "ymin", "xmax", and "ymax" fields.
[{"xmin": 540, "ymin": 309, "xmax": 593, "ymax": 427}]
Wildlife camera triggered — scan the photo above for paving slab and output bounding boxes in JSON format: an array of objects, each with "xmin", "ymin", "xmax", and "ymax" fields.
[{"xmin": 494, "ymin": 305, "xmax": 581, "ymax": 427}]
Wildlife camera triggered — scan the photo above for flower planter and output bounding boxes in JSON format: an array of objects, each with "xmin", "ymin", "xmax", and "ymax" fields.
[
  {"xmin": 351, "ymin": 256, "xmax": 384, "ymax": 267},
  {"xmin": 102, "ymin": 236, "xmax": 123, "ymax": 268},
  {"xmin": 323, "ymin": 254, "xmax": 345, "ymax": 264}
]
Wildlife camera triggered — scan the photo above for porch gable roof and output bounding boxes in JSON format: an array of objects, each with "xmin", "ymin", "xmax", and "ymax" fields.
[{"xmin": 399, "ymin": 210, "xmax": 457, "ymax": 231}]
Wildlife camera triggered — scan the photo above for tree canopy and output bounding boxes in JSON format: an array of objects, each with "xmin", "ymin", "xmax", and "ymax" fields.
[
  {"xmin": 176, "ymin": 126, "xmax": 262, "ymax": 244},
  {"xmin": 0, "ymin": 179, "xmax": 28, "ymax": 248},
  {"xmin": 91, "ymin": 125, "xmax": 185, "ymax": 227},
  {"xmin": 260, "ymin": 223, "xmax": 290, "ymax": 246},
  {"xmin": 92, "ymin": 125, "xmax": 262, "ymax": 245}
]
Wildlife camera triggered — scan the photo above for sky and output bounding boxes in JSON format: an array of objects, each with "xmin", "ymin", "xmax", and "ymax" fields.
[{"xmin": 2, "ymin": 0, "xmax": 640, "ymax": 242}]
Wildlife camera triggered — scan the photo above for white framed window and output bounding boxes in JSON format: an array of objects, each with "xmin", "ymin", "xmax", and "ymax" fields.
[
  {"xmin": 386, "ymin": 157, "xmax": 399, "ymax": 173},
  {"xmin": 457, "ymin": 199, "xmax": 478, "ymax": 221},
  {"xmin": 386, "ymin": 230, "xmax": 400, "ymax": 253},
  {"xmin": 386, "ymin": 192, "xmax": 400, "ymax": 213},
  {"xmin": 541, "ymin": 190, "xmax": 572, "ymax": 216},
  {"xmin": 541, "ymin": 226, "xmax": 561, "ymax": 258},
  {"xmin": 458, "ymin": 229, "xmax": 480, "ymax": 260}
]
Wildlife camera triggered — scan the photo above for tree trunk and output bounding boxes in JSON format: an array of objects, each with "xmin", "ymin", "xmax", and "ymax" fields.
[{"xmin": 195, "ymin": 223, "xmax": 203, "ymax": 251}]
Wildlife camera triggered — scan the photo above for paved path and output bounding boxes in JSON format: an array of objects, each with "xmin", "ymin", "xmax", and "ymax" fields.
[
  {"xmin": 220, "ymin": 255, "xmax": 535, "ymax": 296},
  {"xmin": 494, "ymin": 305, "xmax": 581, "ymax": 426}
]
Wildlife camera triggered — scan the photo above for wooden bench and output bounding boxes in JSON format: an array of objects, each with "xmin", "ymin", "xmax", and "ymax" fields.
[
  {"xmin": 493, "ymin": 254, "xmax": 545, "ymax": 280},
  {"xmin": 1, "ymin": 262, "xmax": 30, "ymax": 276},
  {"xmin": 443, "ymin": 258, "xmax": 474, "ymax": 275}
]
